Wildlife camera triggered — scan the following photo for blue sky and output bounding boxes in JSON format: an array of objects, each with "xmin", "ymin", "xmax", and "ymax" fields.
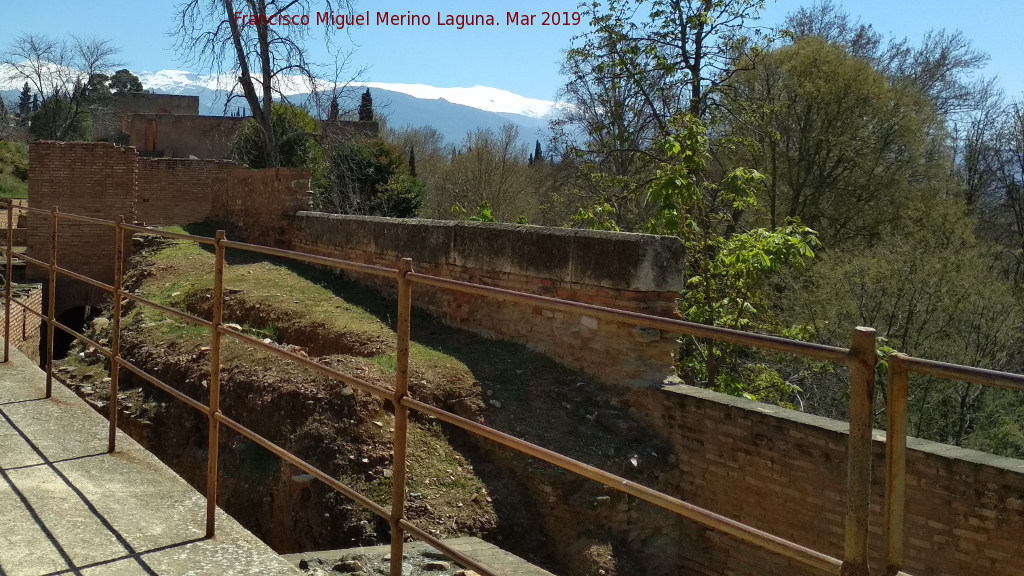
[{"xmin": 0, "ymin": 1, "xmax": 1020, "ymax": 102}]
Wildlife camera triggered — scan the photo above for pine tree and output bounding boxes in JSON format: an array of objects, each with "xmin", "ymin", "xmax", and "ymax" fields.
[
  {"xmin": 534, "ymin": 140, "xmax": 543, "ymax": 163},
  {"xmin": 328, "ymin": 95, "xmax": 339, "ymax": 121},
  {"xmin": 408, "ymin": 146, "xmax": 417, "ymax": 177},
  {"xmin": 17, "ymin": 83, "xmax": 31, "ymax": 117},
  {"xmin": 358, "ymin": 89, "xmax": 373, "ymax": 121}
]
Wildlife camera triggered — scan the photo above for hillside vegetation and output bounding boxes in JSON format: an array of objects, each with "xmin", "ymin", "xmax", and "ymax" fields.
[{"xmin": 0, "ymin": 141, "xmax": 28, "ymax": 198}]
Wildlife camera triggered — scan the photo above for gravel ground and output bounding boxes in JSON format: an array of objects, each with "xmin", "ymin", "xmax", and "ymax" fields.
[{"xmin": 299, "ymin": 549, "xmax": 479, "ymax": 576}]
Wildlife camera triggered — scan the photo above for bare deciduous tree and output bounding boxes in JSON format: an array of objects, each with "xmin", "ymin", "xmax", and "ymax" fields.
[
  {"xmin": 2, "ymin": 33, "xmax": 120, "ymax": 140},
  {"xmin": 172, "ymin": 0, "xmax": 358, "ymax": 167}
]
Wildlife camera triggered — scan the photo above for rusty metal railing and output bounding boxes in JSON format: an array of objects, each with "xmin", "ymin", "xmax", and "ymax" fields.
[
  {"xmin": 882, "ymin": 355, "xmax": 1024, "ymax": 576},
  {"xmin": 4, "ymin": 202, "xmax": 990, "ymax": 575}
]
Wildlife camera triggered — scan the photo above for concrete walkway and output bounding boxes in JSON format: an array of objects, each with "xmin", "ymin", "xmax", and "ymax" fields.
[
  {"xmin": 0, "ymin": 345, "xmax": 300, "ymax": 576},
  {"xmin": 283, "ymin": 537, "xmax": 557, "ymax": 575}
]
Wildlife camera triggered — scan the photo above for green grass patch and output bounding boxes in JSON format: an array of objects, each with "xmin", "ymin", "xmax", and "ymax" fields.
[
  {"xmin": 370, "ymin": 353, "xmax": 397, "ymax": 374},
  {"xmin": 0, "ymin": 174, "xmax": 27, "ymax": 198},
  {"xmin": 0, "ymin": 141, "xmax": 28, "ymax": 199}
]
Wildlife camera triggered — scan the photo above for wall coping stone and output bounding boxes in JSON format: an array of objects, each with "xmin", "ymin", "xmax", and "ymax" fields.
[
  {"xmin": 660, "ymin": 382, "xmax": 1024, "ymax": 474},
  {"xmin": 294, "ymin": 212, "xmax": 685, "ymax": 292}
]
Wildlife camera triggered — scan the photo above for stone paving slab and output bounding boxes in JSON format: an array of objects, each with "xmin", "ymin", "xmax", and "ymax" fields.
[
  {"xmin": 283, "ymin": 536, "xmax": 556, "ymax": 576},
  {"xmin": 0, "ymin": 343, "xmax": 300, "ymax": 576}
]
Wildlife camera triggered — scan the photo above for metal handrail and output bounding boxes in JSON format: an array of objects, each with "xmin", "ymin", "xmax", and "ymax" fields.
[
  {"xmin": 407, "ymin": 272, "xmax": 851, "ymax": 363},
  {"xmin": 12, "ymin": 202, "xmax": 1018, "ymax": 576}
]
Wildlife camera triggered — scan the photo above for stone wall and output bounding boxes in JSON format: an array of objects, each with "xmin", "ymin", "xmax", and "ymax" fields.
[
  {"xmin": 630, "ymin": 384, "xmax": 1024, "ymax": 575},
  {"xmin": 288, "ymin": 213, "xmax": 684, "ymax": 386},
  {"xmin": 93, "ymin": 94, "xmax": 200, "ymax": 142},
  {"xmin": 25, "ymin": 142, "xmax": 136, "ymax": 284},
  {"xmin": 136, "ymin": 158, "xmax": 241, "ymax": 225},
  {"xmin": 128, "ymin": 114, "xmax": 246, "ymax": 159},
  {"xmin": 209, "ymin": 168, "xmax": 313, "ymax": 246}
]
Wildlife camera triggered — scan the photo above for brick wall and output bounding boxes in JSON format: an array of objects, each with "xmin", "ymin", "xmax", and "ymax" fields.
[
  {"xmin": 4, "ymin": 283, "xmax": 43, "ymax": 354},
  {"xmin": 209, "ymin": 168, "xmax": 313, "ymax": 246},
  {"xmin": 94, "ymin": 94, "xmax": 200, "ymax": 142},
  {"xmin": 25, "ymin": 142, "xmax": 136, "ymax": 284},
  {"xmin": 128, "ymin": 114, "xmax": 246, "ymax": 159},
  {"xmin": 136, "ymin": 158, "xmax": 241, "ymax": 225},
  {"xmin": 630, "ymin": 384, "xmax": 1024, "ymax": 575},
  {"xmin": 289, "ymin": 213, "xmax": 685, "ymax": 387}
]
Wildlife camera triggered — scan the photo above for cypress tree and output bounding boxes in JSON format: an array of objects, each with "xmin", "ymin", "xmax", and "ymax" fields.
[
  {"xmin": 408, "ymin": 146, "xmax": 417, "ymax": 177},
  {"xmin": 329, "ymin": 95, "xmax": 340, "ymax": 121},
  {"xmin": 18, "ymin": 83, "xmax": 31, "ymax": 117},
  {"xmin": 358, "ymin": 89, "xmax": 373, "ymax": 121},
  {"xmin": 31, "ymin": 95, "xmax": 39, "ymax": 112},
  {"xmin": 534, "ymin": 140, "xmax": 543, "ymax": 163}
]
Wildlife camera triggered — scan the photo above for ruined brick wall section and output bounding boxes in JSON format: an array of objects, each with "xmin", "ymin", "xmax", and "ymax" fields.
[
  {"xmin": 630, "ymin": 385, "xmax": 1024, "ymax": 576},
  {"xmin": 26, "ymin": 142, "xmax": 137, "ymax": 284},
  {"xmin": 136, "ymin": 158, "xmax": 241, "ymax": 225},
  {"xmin": 128, "ymin": 114, "xmax": 246, "ymax": 159},
  {"xmin": 208, "ymin": 168, "xmax": 313, "ymax": 246},
  {"xmin": 289, "ymin": 213, "xmax": 684, "ymax": 387}
]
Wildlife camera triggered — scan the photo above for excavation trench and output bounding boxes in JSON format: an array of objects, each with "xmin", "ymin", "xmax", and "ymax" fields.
[{"xmin": 54, "ymin": 239, "xmax": 692, "ymax": 576}]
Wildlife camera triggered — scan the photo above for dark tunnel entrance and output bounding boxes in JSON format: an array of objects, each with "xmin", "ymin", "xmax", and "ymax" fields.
[{"xmin": 41, "ymin": 305, "xmax": 101, "ymax": 365}]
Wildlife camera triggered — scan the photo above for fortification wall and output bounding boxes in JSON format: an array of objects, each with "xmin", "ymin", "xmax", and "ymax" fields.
[
  {"xmin": 93, "ymin": 94, "xmax": 200, "ymax": 143},
  {"xmin": 285, "ymin": 213, "xmax": 684, "ymax": 386},
  {"xmin": 136, "ymin": 158, "xmax": 241, "ymax": 225},
  {"xmin": 631, "ymin": 384, "xmax": 1024, "ymax": 576},
  {"xmin": 25, "ymin": 142, "xmax": 136, "ymax": 284},
  {"xmin": 129, "ymin": 114, "xmax": 245, "ymax": 159},
  {"xmin": 210, "ymin": 168, "xmax": 313, "ymax": 246}
]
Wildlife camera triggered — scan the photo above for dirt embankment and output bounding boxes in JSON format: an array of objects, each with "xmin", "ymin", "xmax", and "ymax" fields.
[{"xmin": 58, "ymin": 235, "xmax": 691, "ymax": 576}]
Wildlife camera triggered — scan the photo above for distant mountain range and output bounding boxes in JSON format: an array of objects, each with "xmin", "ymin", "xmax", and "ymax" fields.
[{"xmin": 1, "ymin": 68, "xmax": 560, "ymax": 147}]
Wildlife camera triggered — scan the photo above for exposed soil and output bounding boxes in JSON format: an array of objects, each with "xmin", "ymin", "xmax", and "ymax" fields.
[{"xmin": 55, "ymin": 232, "xmax": 688, "ymax": 576}]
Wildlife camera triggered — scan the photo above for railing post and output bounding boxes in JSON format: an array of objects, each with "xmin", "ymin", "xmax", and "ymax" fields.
[
  {"xmin": 390, "ymin": 258, "xmax": 413, "ymax": 576},
  {"xmin": 4, "ymin": 201, "xmax": 12, "ymax": 363},
  {"xmin": 206, "ymin": 230, "xmax": 226, "ymax": 538},
  {"xmin": 45, "ymin": 206, "xmax": 58, "ymax": 398},
  {"xmin": 108, "ymin": 217, "xmax": 125, "ymax": 453},
  {"xmin": 883, "ymin": 354, "xmax": 908, "ymax": 576},
  {"xmin": 843, "ymin": 326, "xmax": 877, "ymax": 576}
]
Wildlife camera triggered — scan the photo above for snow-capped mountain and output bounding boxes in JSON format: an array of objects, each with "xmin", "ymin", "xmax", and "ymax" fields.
[
  {"xmin": 1, "ymin": 65, "xmax": 559, "ymax": 146},
  {"xmin": 138, "ymin": 70, "xmax": 557, "ymax": 119}
]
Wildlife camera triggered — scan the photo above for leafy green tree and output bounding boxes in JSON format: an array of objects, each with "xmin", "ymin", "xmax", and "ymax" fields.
[
  {"xmin": 786, "ymin": 198, "xmax": 1022, "ymax": 441},
  {"xmin": 643, "ymin": 116, "xmax": 818, "ymax": 400},
  {"xmin": 108, "ymin": 69, "xmax": 144, "ymax": 94},
  {"xmin": 724, "ymin": 37, "xmax": 945, "ymax": 243},
  {"xmin": 324, "ymin": 138, "xmax": 423, "ymax": 218},
  {"xmin": 232, "ymin": 103, "xmax": 328, "ymax": 201},
  {"xmin": 231, "ymin": 103, "xmax": 322, "ymax": 170},
  {"xmin": 551, "ymin": 0, "xmax": 774, "ymax": 229},
  {"xmin": 83, "ymin": 73, "xmax": 112, "ymax": 106},
  {"xmin": 29, "ymin": 98, "xmax": 92, "ymax": 141}
]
